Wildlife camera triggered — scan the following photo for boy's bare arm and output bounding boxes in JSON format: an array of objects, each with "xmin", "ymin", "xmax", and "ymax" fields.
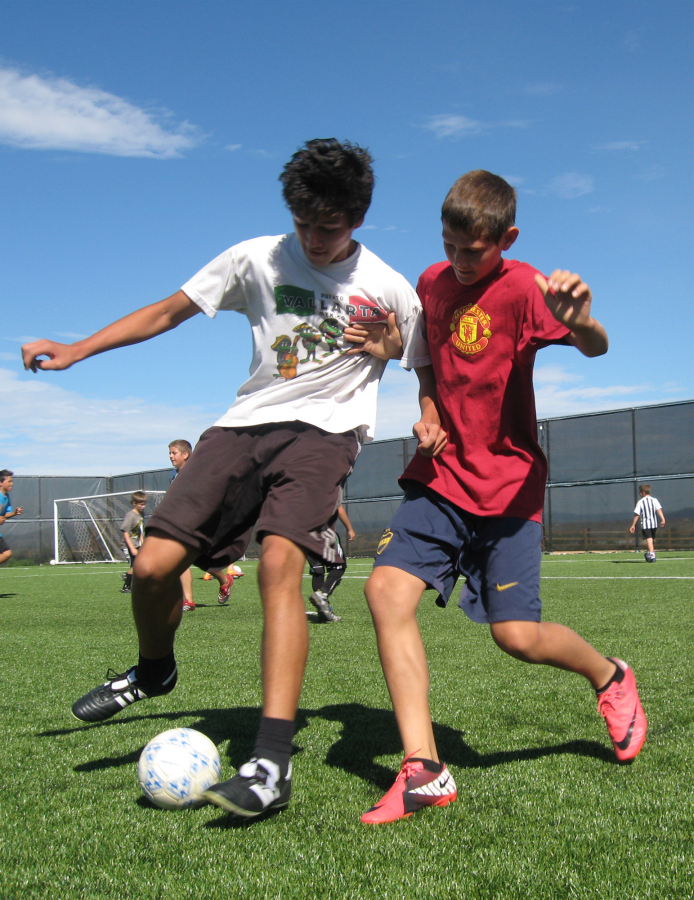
[
  {"xmin": 413, "ymin": 365, "xmax": 447, "ymax": 458},
  {"xmin": 629, "ymin": 515, "xmax": 639, "ymax": 534},
  {"xmin": 343, "ymin": 313, "xmax": 403, "ymax": 360},
  {"xmin": 659, "ymin": 510, "xmax": 666, "ymax": 526},
  {"xmin": 0, "ymin": 507, "xmax": 22, "ymax": 525},
  {"xmin": 337, "ymin": 505, "xmax": 356, "ymax": 540},
  {"xmin": 122, "ymin": 532, "xmax": 138, "ymax": 556},
  {"xmin": 535, "ymin": 271, "xmax": 608, "ymax": 358},
  {"xmin": 21, "ymin": 290, "xmax": 201, "ymax": 372}
]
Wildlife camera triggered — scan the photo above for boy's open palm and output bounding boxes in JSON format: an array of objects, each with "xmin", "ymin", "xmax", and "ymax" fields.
[{"xmin": 535, "ymin": 270, "xmax": 593, "ymax": 330}]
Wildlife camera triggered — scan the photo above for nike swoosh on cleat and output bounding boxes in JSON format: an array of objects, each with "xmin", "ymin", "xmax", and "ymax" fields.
[
  {"xmin": 496, "ymin": 582, "xmax": 519, "ymax": 591},
  {"xmin": 615, "ymin": 708, "xmax": 637, "ymax": 750}
]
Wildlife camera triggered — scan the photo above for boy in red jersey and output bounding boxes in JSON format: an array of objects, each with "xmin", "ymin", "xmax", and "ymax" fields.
[{"xmin": 353, "ymin": 170, "xmax": 647, "ymax": 824}]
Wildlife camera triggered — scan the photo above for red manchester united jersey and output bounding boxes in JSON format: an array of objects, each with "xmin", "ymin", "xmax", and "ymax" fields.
[{"xmin": 403, "ymin": 258, "xmax": 570, "ymax": 522}]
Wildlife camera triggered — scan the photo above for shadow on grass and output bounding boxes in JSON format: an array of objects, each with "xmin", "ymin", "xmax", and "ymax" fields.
[
  {"xmin": 0, "ymin": 593, "xmax": 18, "ymax": 598},
  {"xmin": 38, "ymin": 702, "xmax": 616, "ymax": 781},
  {"xmin": 204, "ymin": 804, "xmax": 289, "ymax": 830}
]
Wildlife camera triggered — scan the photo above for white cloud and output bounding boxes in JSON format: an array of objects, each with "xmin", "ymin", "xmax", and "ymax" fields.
[
  {"xmin": 534, "ymin": 364, "xmax": 662, "ymax": 417},
  {"xmin": 423, "ymin": 115, "xmax": 531, "ymax": 140},
  {"xmin": 6, "ymin": 360, "xmax": 675, "ymax": 475},
  {"xmin": 373, "ymin": 364, "xmax": 420, "ymax": 441},
  {"xmin": 225, "ymin": 143, "xmax": 242, "ymax": 151},
  {"xmin": 373, "ymin": 363, "xmax": 680, "ymax": 440},
  {"xmin": 636, "ymin": 164, "xmax": 667, "ymax": 182},
  {"xmin": 424, "ymin": 115, "xmax": 484, "ymax": 139},
  {"xmin": 592, "ymin": 141, "xmax": 645, "ymax": 151},
  {"xmin": 548, "ymin": 173, "xmax": 595, "ymax": 199},
  {"xmin": 0, "ymin": 67, "xmax": 199, "ymax": 157},
  {"xmin": 1, "ymin": 367, "xmax": 218, "ymax": 475}
]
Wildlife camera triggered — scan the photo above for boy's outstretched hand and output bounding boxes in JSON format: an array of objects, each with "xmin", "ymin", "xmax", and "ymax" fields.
[
  {"xmin": 534, "ymin": 270, "xmax": 593, "ymax": 329},
  {"xmin": 343, "ymin": 312, "xmax": 403, "ymax": 360},
  {"xmin": 22, "ymin": 340, "xmax": 79, "ymax": 372},
  {"xmin": 535, "ymin": 270, "xmax": 608, "ymax": 358}
]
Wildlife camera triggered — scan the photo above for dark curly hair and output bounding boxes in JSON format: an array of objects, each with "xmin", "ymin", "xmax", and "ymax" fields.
[{"xmin": 279, "ymin": 139, "xmax": 374, "ymax": 226}]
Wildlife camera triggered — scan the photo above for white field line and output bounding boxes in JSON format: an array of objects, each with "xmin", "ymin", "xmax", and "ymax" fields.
[
  {"xmin": 541, "ymin": 575, "xmax": 694, "ymax": 580},
  {"xmin": 542, "ymin": 557, "xmax": 693, "ymax": 563}
]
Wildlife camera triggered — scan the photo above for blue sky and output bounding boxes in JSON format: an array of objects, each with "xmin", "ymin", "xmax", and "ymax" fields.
[{"xmin": 1, "ymin": 0, "xmax": 692, "ymax": 475}]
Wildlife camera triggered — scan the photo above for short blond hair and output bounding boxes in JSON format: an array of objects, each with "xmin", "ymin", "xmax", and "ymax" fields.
[
  {"xmin": 131, "ymin": 491, "xmax": 147, "ymax": 504},
  {"xmin": 168, "ymin": 439, "xmax": 192, "ymax": 455}
]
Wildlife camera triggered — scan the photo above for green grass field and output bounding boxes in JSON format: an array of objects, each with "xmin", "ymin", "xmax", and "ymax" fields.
[{"xmin": 1, "ymin": 553, "xmax": 693, "ymax": 900}]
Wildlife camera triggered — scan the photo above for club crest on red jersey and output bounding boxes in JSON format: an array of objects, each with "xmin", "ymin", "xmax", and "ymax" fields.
[{"xmin": 449, "ymin": 303, "xmax": 492, "ymax": 355}]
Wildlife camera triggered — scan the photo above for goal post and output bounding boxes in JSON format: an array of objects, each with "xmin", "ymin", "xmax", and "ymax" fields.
[{"xmin": 53, "ymin": 490, "xmax": 166, "ymax": 564}]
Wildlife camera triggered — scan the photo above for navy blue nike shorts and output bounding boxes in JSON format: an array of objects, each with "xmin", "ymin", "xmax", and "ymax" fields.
[{"xmin": 373, "ymin": 481, "xmax": 542, "ymax": 625}]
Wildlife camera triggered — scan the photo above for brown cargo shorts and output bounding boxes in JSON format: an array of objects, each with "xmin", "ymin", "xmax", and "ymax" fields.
[{"xmin": 147, "ymin": 422, "xmax": 361, "ymax": 570}]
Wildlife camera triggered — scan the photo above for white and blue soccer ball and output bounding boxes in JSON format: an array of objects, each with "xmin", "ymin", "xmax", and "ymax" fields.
[{"xmin": 138, "ymin": 727, "xmax": 222, "ymax": 810}]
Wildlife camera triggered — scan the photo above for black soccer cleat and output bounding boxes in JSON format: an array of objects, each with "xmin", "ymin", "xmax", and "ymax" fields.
[
  {"xmin": 203, "ymin": 758, "xmax": 292, "ymax": 817},
  {"xmin": 71, "ymin": 664, "xmax": 177, "ymax": 722}
]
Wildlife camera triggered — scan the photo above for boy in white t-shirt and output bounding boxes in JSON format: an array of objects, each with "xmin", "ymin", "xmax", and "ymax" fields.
[
  {"xmin": 22, "ymin": 139, "xmax": 428, "ymax": 819},
  {"xmin": 630, "ymin": 484, "xmax": 666, "ymax": 562}
]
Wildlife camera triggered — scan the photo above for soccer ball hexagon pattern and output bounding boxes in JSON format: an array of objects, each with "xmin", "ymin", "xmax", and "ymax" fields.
[{"xmin": 138, "ymin": 727, "xmax": 222, "ymax": 810}]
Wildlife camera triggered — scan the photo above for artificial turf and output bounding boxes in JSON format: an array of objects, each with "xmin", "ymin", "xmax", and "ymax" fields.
[{"xmin": 1, "ymin": 553, "xmax": 692, "ymax": 899}]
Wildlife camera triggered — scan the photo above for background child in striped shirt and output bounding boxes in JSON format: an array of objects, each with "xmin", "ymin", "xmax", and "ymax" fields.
[{"xmin": 630, "ymin": 484, "xmax": 666, "ymax": 562}]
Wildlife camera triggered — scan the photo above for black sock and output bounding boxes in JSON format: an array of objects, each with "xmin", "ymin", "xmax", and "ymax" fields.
[
  {"xmin": 124, "ymin": 573, "xmax": 133, "ymax": 589},
  {"xmin": 596, "ymin": 658, "xmax": 624, "ymax": 694},
  {"xmin": 322, "ymin": 566, "xmax": 344, "ymax": 598},
  {"xmin": 137, "ymin": 650, "xmax": 176, "ymax": 685},
  {"xmin": 252, "ymin": 716, "xmax": 295, "ymax": 778}
]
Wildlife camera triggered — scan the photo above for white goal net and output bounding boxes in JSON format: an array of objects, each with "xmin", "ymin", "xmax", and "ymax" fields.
[{"xmin": 53, "ymin": 490, "xmax": 166, "ymax": 564}]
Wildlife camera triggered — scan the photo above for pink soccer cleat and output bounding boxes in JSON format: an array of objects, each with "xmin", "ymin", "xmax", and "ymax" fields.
[
  {"xmin": 361, "ymin": 754, "xmax": 457, "ymax": 824},
  {"xmin": 598, "ymin": 658, "xmax": 647, "ymax": 761}
]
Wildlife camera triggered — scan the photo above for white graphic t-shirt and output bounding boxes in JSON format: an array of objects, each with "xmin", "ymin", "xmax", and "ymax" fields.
[{"xmin": 181, "ymin": 234, "xmax": 430, "ymax": 440}]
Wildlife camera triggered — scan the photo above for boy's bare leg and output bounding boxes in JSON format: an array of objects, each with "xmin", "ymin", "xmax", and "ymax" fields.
[
  {"xmin": 206, "ymin": 567, "xmax": 228, "ymax": 586},
  {"xmin": 180, "ymin": 567, "xmax": 194, "ymax": 604},
  {"xmin": 645, "ymin": 536, "xmax": 655, "ymax": 554},
  {"xmin": 202, "ymin": 533, "xmax": 306, "ymax": 815},
  {"xmin": 365, "ymin": 566, "xmax": 438, "ymax": 761},
  {"xmin": 257, "ymin": 534, "xmax": 309, "ymax": 719},
  {"xmin": 490, "ymin": 620, "xmax": 616, "ymax": 690},
  {"xmin": 132, "ymin": 533, "xmax": 200, "ymax": 659}
]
